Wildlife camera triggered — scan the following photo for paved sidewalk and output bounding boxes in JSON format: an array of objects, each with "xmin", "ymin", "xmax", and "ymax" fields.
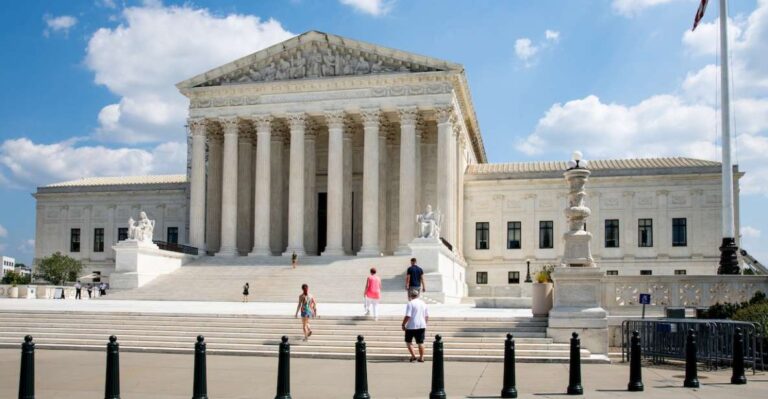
[
  {"xmin": 0, "ymin": 349, "xmax": 765, "ymax": 398},
  {"xmin": 0, "ymin": 298, "xmax": 532, "ymax": 318}
]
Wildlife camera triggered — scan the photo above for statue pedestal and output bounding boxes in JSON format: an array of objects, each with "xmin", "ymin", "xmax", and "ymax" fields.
[
  {"xmin": 408, "ymin": 238, "xmax": 467, "ymax": 304},
  {"xmin": 110, "ymin": 240, "xmax": 194, "ymax": 289},
  {"xmin": 546, "ymin": 267, "xmax": 608, "ymax": 354}
]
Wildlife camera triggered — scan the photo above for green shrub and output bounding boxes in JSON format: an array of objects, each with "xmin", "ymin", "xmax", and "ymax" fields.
[
  {"xmin": 733, "ymin": 302, "xmax": 768, "ymax": 335},
  {"xmin": 701, "ymin": 291, "xmax": 767, "ymax": 319},
  {"xmin": 1, "ymin": 270, "xmax": 31, "ymax": 286}
]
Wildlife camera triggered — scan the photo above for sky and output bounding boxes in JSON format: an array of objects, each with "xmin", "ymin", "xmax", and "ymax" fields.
[{"xmin": 1, "ymin": 0, "xmax": 767, "ymax": 265}]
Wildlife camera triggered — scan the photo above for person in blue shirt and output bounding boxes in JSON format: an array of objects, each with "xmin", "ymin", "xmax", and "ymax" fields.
[{"xmin": 405, "ymin": 258, "xmax": 425, "ymax": 298}]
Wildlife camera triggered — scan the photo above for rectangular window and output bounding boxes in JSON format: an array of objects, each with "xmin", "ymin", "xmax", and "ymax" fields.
[
  {"xmin": 640, "ymin": 270, "xmax": 653, "ymax": 276},
  {"xmin": 93, "ymin": 228, "xmax": 104, "ymax": 252},
  {"xmin": 117, "ymin": 227, "xmax": 128, "ymax": 241},
  {"xmin": 476, "ymin": 271, "xmax": 488, "ymax": 285},
  {"xmin": 539, "ymin": 221, "xmax": 554, "ymax": 249},
  {"xmin": 606, "ymin": 270, "xmax": 619, "ymax": 276},
  {"xmin": 605, "ymin": 219, "xmax": 620, "ymax": 248},
  {"xmin": 674, "ymin": 269, "xmax": 687, "ymax": 275},
  {"xmin": 507, "ymin": 221, "xmax": 521, "ymax": 249},
  {"xmin": 70, "ymin": 228, "xmax": 81, "ymax": 253},
  {"xmin": 638, "ymin": 219, "xmax": 653, "ymax": 247},
  {"xmin": 508, "ymin": 271, "xmax": 520, "ymax": 284},
  {"xmin": 672, "ymin": 218, "xmax": 687, "ymax": 247},
  {"xmin": 167, "ymin": 227, "xmax": 179, "ymax": 244},
  {"xmin": 475, "ymin": 222, "xmax": 489, "ymax": 250}
]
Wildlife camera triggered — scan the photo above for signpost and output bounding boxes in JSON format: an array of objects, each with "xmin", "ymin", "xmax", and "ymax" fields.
[{"xmin": 639, "ymin": 293, "xmax": 651, "ymax": 319}]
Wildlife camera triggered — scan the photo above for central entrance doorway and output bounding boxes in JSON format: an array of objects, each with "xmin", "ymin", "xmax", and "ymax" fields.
[{"xmin": 317, "ymin": 192, "xmax": 327, "ymax": 253}]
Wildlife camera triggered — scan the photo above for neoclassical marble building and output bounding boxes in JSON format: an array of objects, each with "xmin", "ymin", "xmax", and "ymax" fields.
[{"xmin": 32, "ymin": 31, "xmax": 742, "ymax": 293}]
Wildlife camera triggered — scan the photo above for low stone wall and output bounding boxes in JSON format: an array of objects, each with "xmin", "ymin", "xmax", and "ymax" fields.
[
  {"xmin": 0, "ymin": 285, "xmax": 103, "ymax": 299},
  {"xmin": 602, "ymin": 275, "xmax": 768, "ymax": 346}
]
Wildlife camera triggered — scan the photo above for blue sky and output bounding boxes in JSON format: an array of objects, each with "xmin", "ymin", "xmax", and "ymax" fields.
[{"xmin": 1, "ymin": 0, "xmax": 767, "ymax": 264}]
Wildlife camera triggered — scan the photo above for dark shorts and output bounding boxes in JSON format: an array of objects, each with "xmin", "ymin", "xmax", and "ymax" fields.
[{"xmin": 405, "ymin": 328, "xmax": 426, "ymax": 345}]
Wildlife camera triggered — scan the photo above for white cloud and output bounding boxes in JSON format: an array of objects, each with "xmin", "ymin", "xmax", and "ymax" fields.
[
  {"xmin": 0, "ymin": 224, "xmax": 7, "ymax": 238},
  {"xmin": 0, "ymin": 138, "xmax": 186, "ymax": 189},
  {"xmin": 97, "ymin": 0, "xmax": 118, "ymax": 9},
  {"xmin": 84, "ymin": 4, "xmax": 293, "ymax": 143},
  {"xmin": 545, "ymin": 30, "xmax": 560, "ymax": 42},
  {"xmin": 612, "ymin": 0, "xmax": 683, "ymax": 17},
  {"xmin": 339, "ymin": 0, "xmax": 393, "ymax": 16},
  {"xmin": 519, "ymin": 0, "xmax": 768, "ymax": 197},
  {"xmin": 43, "ymin": 15, "xmax": 77, "ymax": 37},
  {"xmin": 742, "ymin": 226, "xmax": 761, "ymax": 238},
  {"xmin": 515, "ymin": 38, "xmax": 538, "ymax": 64},
  {"xmin": 17, "ymin": 240, "xmax": 35, "ymax": 254}
]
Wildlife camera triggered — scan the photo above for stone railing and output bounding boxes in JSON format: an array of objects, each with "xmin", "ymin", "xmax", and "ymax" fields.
[{"xmin": 602, "ymin": 275, "xmax": 768, "ymax": 313}]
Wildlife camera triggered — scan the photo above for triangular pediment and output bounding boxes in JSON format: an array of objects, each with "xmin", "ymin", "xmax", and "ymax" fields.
[{"xmin": 177, "ymin": 31, "xmax": 463, "ymax": 89}]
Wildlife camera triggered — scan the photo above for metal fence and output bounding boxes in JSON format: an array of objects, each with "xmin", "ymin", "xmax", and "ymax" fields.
[
  {"xmin": 621, "ymin": 318, "xmax": 765, "ymax": 372},
  {"xmin": 153, "ymin": 240, "xmax": 199, "ymax": 255}
]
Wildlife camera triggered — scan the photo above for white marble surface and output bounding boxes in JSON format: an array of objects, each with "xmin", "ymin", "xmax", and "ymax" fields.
[{"xmin": 0, "ymin": 298, "xmax": 532, "ymax": 319}]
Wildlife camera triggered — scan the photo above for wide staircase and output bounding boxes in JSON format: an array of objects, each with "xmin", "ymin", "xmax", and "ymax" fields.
[
  {"xmin": 108, "ymin": 255, "xmax": 426, "ymax": 303},
  {"xmin": 0, "ymin": 310, "xmax": 607, "ymax": 363}
]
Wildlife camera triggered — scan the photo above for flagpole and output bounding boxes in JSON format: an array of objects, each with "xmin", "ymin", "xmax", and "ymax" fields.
[{"xmin": 717, "ymin": 0, "xmax": 739, "ymax": 274}]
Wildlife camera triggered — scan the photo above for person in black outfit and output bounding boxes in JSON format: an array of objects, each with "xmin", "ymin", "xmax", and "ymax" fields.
[
  {"xmin": 242, "ymin": 282, "xmax": 250, "ymax": 303},
  {"xmin": 405, "ymin": 258, "xmax": 425, "ymax": 298},
  {"xmin": 86, "ymin": 283, "xmax": 93, "ymax": 299}
]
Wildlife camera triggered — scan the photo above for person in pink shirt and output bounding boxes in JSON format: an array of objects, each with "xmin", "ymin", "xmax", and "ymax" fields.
[{"xmin": 363, "ymin": 267, "xmax": 382, "ymax": 320}]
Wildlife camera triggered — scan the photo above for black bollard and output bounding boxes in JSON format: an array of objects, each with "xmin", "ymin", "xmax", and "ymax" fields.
[
  {"xmin": 104, "ymin": 336, "xmax": 120, "ymax": 399},
  {"xmin": 567, "ymin": 332, "xmax": 583, "ymax": 395},
  {"xmin": 353, "ymin": 335, "xmax": 370, "ymax": 399},
  {"xmin": 500, "ymin": 333, "xmax": 518, "ymax": 398},
  {"xmin": 731, "ymin": 328, "xmax": 747, "ymax": 385},
  {"xmin": 192, "ymin": 335, "xmax": 209, "ymax": 399},
  {"xmin": 275, "ymin": 336, "xmax": 291, "ymax": 399},
  {"xmin": 683, "ymin": 329, "xmax": 700, "ymax": 388},
  {"xmin": 627, "ymin": 331, "xmax": 644, "ymax": 392},
  {"xmin": 19, "ymin": 335, "xmax": 35, "ymax": 399},
  {"xmin": 429, "ymin": 335, "xmax": 446, "ymax": 399}
]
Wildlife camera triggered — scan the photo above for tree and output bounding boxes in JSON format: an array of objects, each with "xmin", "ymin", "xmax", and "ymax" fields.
[{"xmin": 36, "ymin": 252, "xmax": 82, "ymax": 285}]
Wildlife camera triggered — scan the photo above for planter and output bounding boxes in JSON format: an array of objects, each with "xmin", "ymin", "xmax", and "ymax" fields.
[
  {"xmin": 531, "ymin": 282, "xmax": 553, "ymax": 317},
  {"xmin": 9, "ymin": 286, "xmax": 19, "ymax": 298}
]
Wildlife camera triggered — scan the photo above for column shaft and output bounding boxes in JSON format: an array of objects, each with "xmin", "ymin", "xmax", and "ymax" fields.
[
  {"xmin": 359, "ymin": 109, "xmax": 381, "ymax": 256},
  {"xmin": 189, "ymin": 121, "xmax": 208, "ymax": 252},
  {"xmin": 396, "ymin": 107, "xmax": 418, "ymax": 254},
  {"xmin": 283, "ymin": 113, "xmax": 307, "ymax": 256},
  {"xmin": 324, "ymin": 111, "xmax": 345, "ymax": 256},
  {"xmin": 436, "ymin": 106, "xmax": 453, "ymax": 243},
  {"xmin": 217, "ymin": 117, "xmax": 239, "ymax": 256},
  {"xmin": 250, "ymin": 116, "xmax": 273, "ymax": 256}
]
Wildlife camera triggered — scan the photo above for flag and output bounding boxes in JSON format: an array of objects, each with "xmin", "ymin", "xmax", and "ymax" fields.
[{"xmin": 692, "ymin": 0, "xmax": 709, "ymax": 31}]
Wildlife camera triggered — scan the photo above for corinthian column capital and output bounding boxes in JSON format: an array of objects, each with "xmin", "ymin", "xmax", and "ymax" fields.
[
  {"xmin": 434, "ymin": 104, "xmax": 455, "ymax": 124},
  {"xmin": 218, "ymin": 116, "xmax": 239, "ymax": 135},
  {"xmin": 286, "ymin": 112, "xmax": 307, "ymax": 130},
  {"xmin": 324, "ymin": 110, "xmax": 346, "ymax": 129},
  {"xmin": 360, "ymin": 108, "xmax": 381, "ymax": 128},
  {"xmin": 398, "ymin": 106, "xmax": 419, "ymax": 126},
  {"xmin": 188, "ymin": 117, "xmax": 207, "ymax": 136},
  {"xmin": 251, "ymin": 114, "xmax": 273, "ymax": 132}
]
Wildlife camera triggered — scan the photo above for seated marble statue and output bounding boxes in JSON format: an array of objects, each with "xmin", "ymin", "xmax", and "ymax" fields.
[
  {"xmin": 416, "ymin": 204, "xmax": 441, "ymax": 239},
  {"xmin": 127, "ymin": 212, "xmax": 155, "ymax": 243}
]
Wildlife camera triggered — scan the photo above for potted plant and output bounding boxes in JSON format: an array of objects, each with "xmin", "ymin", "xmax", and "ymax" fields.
[{"xmin": 531, "ymin": 264, "xmax": 555, "ymax": 317}]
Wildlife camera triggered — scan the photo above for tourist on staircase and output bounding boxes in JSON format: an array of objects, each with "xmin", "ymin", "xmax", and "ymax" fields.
[
  {"xmin": 405, "ymin": 258, "xmax": 425, "ymax": 299},
  {"xmin": 363, "ymin": 267, "xmax": 382, "ymax": 321},
  {"xmin": 242, "ymin": 282, "xmax": 249, "ymax": 303},
  {"xmin": 295, "ymin": 283, "xmax": 317, "ymax": 341},
  {"xmin": 402, "ymin": 288, "xmax": 429, "ymax": 363}
]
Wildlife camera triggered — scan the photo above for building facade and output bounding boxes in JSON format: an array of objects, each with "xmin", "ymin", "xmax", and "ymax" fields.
[
  {"xmin": 33, "ymin": 175, "xmax": 188, "ymax": 277},
  {"xmin": 30, "ymin": 31, "xmax": 741, "ymax": 295},
  {"xmin": 1, "ymin": 256, "xmax": 15, "ymax": 276}
]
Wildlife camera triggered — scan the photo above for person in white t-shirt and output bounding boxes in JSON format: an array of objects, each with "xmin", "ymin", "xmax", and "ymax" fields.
[{"xmin": 402, "ymin": 288, "xmax": 429, "ymax": 362}]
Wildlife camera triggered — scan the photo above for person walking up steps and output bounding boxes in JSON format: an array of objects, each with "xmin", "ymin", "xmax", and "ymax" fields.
[
  {"xmin": 405, "ymin": 258, "xmax": 425, "ymax": 299},
  {"xmin": 402, "ymin": 288, "xmax": 429, "ymax": 362},
  {"xmin": 242, "ymin": 282, "xmax": 250, "ymax": 303},
  {"xmin": 291, "ymin": 252, "xmax": 298, "ymax": 269},
  {"xmin": 363, "ymin": 267, "xmax": 382, "ymax": 320},
  {"xmin": 295, "ymin": 283, "xmax": 317, "ymax": 341},
  {"xmin": 74, "ymin": 281, "xmax": 82, "ymax": 300}
]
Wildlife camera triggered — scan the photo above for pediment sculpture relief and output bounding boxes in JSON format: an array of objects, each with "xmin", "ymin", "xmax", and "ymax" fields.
[{"xmin": 197, "ymin": 44, "xmax": 444, "ymax": 87}]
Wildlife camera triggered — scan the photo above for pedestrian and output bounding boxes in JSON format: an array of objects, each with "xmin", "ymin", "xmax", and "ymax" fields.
[
  {"xmin": 99, "ymin": 282, "xmax": 107, "ymax": 296},
  {"xmin": 86, "ymin": 283, "xmax": 93, "ymax": 299},
  {"xmin": 74, "ymin": 281, "xmax": 82, "ymax": 300},
  {"xmin": 294, "ymin": 283, "xmax": 317, "ymax": 341},
  {"xmin": 405, "ymin": 258, "xmax": 425, "ymax": 298},
  {"xmin": 363, "ymin": 267, "xmax": 382, "ymax": 320},
  {"xmin": 242, "ymin": 282, "xmax": 250, "ymax": 303},
  {"xmin": 402, "ymin": 288, "xmax": 429, "ymax": 363},
  {"xmin": 291, "ymin": 251, "xmax": 298, "ymax": 269}
]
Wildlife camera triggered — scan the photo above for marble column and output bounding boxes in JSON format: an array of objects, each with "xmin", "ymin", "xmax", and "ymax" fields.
[
  {"xmin": 270, "ymin": 130, "xmax": 286, "ymax": 255},
  {"xmin": 435, "ymin": 106, "xmax": 453, "ymax": 243},
  {"xmin": 250, "ymin": 115, "xmax": 273, "ymax": 256},
  {"xmin": 283, "ymin": 113, "xmax": 307, "ymax": 256},
  {"xmin": 304, "ymin": 122, "xmax": 318, "ymax": 255},
  {"xmin": 415, "ymin": 119, "xmax": 424, "ymax": 212},
  {"xmin": 188, "ymin": 118, "xmax": 207, "ymax": 253},
  {"xmin": 205, "ymin": 132, "xmax": 223, "ymax": 253},
  {"xmin": 237, "ymin": 129, "xmax": 254, "ymax": 255},
  {"xmin": 378, "ymin": 126, "xmax": 389, "ymax": 253},
  {"xmin": 217, "ymin": 116, "xmax": 239, "ymax": 256},
  {"xmin": 359, "ymin": 108, "xmax": 381, "ymax": 256},
  {"xmin": 396, "ymin": 107, "xmax": 418, "ymax": 254},
  {"xmin": 323, "ymin": 110, "xmax": 346, "ymax": 256}
]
